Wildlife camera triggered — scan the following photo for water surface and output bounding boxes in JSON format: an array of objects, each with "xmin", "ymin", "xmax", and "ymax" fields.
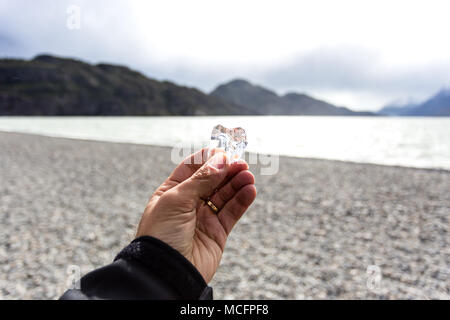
[{"xmin": 0, "ymin": 116, "xmax": 448, "ymax": 169}]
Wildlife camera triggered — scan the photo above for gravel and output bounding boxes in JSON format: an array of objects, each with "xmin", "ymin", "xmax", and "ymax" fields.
[{"xmin": 0, "ymin": 132, "xmax": 448, "ymax": 299}]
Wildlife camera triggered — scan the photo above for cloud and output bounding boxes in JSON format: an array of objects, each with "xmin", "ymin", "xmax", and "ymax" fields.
[{"xmin": 258, "ymin": 46, "xmax": 450, "ymax": 108}]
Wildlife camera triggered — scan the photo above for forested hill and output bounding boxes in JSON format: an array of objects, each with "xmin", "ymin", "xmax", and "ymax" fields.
[
  {"xmin": 0, "ymin": 55, "xmax": 244, "ymax": 115},
  {"xmin": 0, "ymin": 55, "xmax": 374, "ymax": 116}
]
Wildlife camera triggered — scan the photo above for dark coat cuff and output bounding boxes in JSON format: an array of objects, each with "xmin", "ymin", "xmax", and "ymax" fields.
[{"xmin": 114, "ymin": 236, "xmax": 213, "ymax": 300}]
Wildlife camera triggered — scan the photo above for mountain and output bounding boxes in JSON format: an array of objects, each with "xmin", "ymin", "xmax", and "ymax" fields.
[
  {"xmin": 0, "ymin": 55, "xmax": 244, "ymax": 116},
  {"xmin": 378, "ymin": 102, "xmax": 418, "ymax": 116},
  {"xmin": 379, "ymin": 89, "xmax": 450, "ymax": 116},
  {"xmin": 211, "ymin": 79, "xmax": 374, "ymax": 116},
  {"xmin": 0, "ymin": 54, "xmax": 374, "ymax": 116}
]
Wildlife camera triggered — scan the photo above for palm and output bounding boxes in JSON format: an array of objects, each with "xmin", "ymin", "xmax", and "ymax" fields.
[
  {"xmin": 137, "ymin": 149, "xmax": 256, "ymax": 282},
  {"xmin": 191, "ymin": 202, "xmax": 229, "ymax": 281}
]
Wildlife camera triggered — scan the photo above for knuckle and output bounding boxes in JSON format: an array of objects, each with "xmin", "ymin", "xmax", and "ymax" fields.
[
  {"xmin": 218, "ymin": 187, "xmax": 232, "ymax": 202},
  {"xmin": 192, "ymin": 166, "xmax": 216, "ymax": 181}
]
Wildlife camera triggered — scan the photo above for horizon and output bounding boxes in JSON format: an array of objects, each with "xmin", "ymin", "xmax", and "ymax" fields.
[{"xmin": 1, "ymin": 0, "xmax": 450, "ymax": 111}]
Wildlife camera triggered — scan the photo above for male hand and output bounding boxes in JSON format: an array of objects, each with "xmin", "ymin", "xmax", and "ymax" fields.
[{"xmin": 136, "ymin": 149, "xmax": 257, "ymax": 282}]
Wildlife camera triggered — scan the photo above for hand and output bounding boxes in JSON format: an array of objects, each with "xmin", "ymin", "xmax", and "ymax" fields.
[{"xmin": 136, "ymin": 149, "xmax": 257, "ymax": 282}]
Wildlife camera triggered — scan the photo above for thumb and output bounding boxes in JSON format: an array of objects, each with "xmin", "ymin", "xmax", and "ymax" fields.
[{"xmin": 177, "ymin": 152, "xmax": 230, "ymax": 199}]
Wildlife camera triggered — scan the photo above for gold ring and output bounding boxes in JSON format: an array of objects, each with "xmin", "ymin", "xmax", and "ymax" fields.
[{"xmin": 206, "ymin": 199, "xmax": 219, "ymax": 214}]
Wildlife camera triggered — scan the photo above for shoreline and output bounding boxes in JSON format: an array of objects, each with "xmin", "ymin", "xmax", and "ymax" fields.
[
  {"xmin": 1, "ymin": 130, "xmax": 448, "ymax": 173},
  {"xmin": 1, "ymin": 131, "xmax": 449, "ymax": 299}
]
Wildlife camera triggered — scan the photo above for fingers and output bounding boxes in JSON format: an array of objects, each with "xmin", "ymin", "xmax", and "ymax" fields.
[
  {"xmin": 168, "ymin": 148, "xmax": 244, "ymax": 184},
  {"xmin": 168, "ymin": 148, "xmax": 208, "ymax": 184},
  {"xmin": 218, "ymin": 184, "xmax": 257, "ymax": 235},
  {"xmin": 209, "ymin": 170, "xmax": 255, "ymax": 210},
  {"xmin": 177, "ymin": 152, "xmax": 235, "ymax": 199}
]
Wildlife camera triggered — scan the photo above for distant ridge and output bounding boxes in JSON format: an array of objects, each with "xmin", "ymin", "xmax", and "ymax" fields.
[
  {"xmin": 379, "ymin": 89, "xmax": 450, "ymax": 116},
  {"xmin": 0, "ymin": 54, "xmax": 373, "ymax": 116},
  {"xmin": 0, "ymin": 55, "xmax": 244, "ymax": 116},
  {"xmin": 211, "ymin": 79, "xmax": 374, "ymax": 116}
]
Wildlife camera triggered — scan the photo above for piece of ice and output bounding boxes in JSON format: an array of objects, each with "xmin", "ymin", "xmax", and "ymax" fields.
[{"xmin": 209, "ymin": 124, "xmax": 247, "ymax": 162}]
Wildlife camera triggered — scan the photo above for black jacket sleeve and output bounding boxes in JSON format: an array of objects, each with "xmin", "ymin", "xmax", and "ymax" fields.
[{"xmin": 59, "ymin": 236, "xmax": 213, "ymax": 300}]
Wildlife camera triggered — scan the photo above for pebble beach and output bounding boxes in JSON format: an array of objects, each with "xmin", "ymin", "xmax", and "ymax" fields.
[{"xmin": 0, "ymin": 132, "xmax": 449, "ymax": 299}]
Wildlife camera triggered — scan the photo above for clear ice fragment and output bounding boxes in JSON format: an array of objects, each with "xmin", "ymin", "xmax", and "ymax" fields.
[{"xmin": 209, "ymin": 124, "xmax": 247, "ymax": 162}]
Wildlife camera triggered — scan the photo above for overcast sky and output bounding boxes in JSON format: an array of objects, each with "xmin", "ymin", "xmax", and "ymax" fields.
[{"xmin": 1, "ymin": 0, "xmax": 450, "ymax": 110}]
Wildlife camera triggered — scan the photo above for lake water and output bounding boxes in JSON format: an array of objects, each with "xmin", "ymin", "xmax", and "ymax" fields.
[{"xmin": 0, "ymin": 116, "xmax": 449, "ymax": 170}]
